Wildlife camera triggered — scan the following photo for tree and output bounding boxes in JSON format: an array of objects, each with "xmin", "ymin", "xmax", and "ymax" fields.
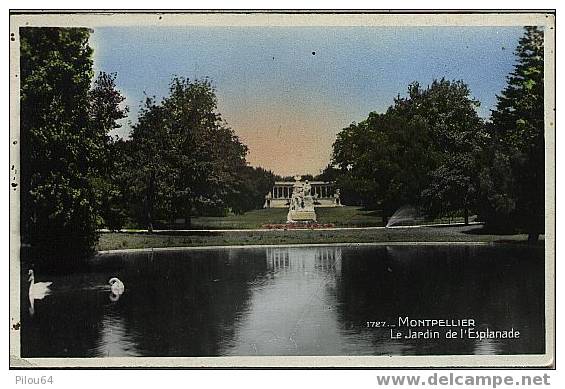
[
  {"xmin": 229, "ymin": 166, "xmax": 275, "ymax": 214},
  {"xmin": 389, "ymin": 79, "xmax": 484, "ymax": 224},
  {"xmin": 127, "ymin": 95, "xmax": 171, "ymax": 230},
  {"xmin": 128, "ymin": 77, "xmax": 249, "ymax": 229},
  {"xmin": 479, "ymin": 26, "xmax": 545, "ymax": 241},
  {"xmin": 331, "ymin": 112, "xmax": 435, "ymax": 214},
  {"xmin": 89, "ymin": 72, "xmax": 129, "ymax": 231},
  {"xmin": 20, "ymin": 27, "xmax": 101, "ymax": 262},
  {"xmin": 330, "ymin": 79, "xmax": 483, "ymax": 221}
]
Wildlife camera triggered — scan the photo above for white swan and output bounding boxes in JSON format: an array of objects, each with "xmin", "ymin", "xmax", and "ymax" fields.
[
  {"xmin": 108, "ymin": 277, "xmax": 125, "ymax": 296},
  {"xmin": 28, "ymin": 270, "xmax": 52, "ymax": 316}
]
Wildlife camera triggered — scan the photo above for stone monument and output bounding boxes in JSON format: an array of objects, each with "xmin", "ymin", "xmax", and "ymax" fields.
[
  {"xmin": 287, "ymin": 176, "xmax": 317, "ymax": 223},
  {"xmin": 334, "ymin": 188, "xmax": 342, "ymax": 206}
]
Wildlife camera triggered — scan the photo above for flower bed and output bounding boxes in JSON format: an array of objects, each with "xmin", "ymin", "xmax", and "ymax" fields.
[{"xmin": 262, "ymin": 223, "xmax": 335, "ymax": 230}]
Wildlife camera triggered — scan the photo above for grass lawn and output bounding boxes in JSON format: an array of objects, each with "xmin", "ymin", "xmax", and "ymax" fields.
[
  {"xmin": 178, "ymin": 206, "xmax": 383, "ymax": 229},
  {"xmin": 316, "ymin": 207, "xmax": 383, "ymax": 226},
  {"xmin": 97, "ymin": 224, "xmax": 541, "ymax": 251},
  {"xmin": 189, "ymin": 208, "xmax": 288, "ymax": 229}
]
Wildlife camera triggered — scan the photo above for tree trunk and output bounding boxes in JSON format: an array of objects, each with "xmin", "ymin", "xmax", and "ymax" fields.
[
  {"xmin": 146, "ymin": 171, "xmax": 155, "ymax": 233},
  {"xmin": 184, "ymin": 199, "xmax": 192, "ymax": 228},
  {"xmin": 464, "ymin": 206, "xmax": 469, "ymax": 225}
]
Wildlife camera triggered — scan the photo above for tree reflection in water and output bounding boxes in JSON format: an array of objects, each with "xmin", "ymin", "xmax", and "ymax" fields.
[{"xmin": 21, "ymin": 244, "xmax": 544, "ymax": 357}]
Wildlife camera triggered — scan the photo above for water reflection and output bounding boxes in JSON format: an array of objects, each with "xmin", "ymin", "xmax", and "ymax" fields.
[
  {"xmin": 95, "ymin": 310, "xmax": 140, "ymax": 357},
  {"xmin": 226, "ymin": 247, "xmax": 343, "ymax": 355},
  {"xmin": 21, "ymin": 244, "xmax": 545, "ymax": 357},
  {"xmin": 473, "ymin": 338, "xmax": 501, "ymax": 355}
]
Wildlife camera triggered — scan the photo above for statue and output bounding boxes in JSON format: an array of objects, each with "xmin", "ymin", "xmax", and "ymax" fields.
[
  {"xmin": 287, "ymin": 176, "xmax": 317, "ymax": 223},
  {"xmin": 263, "ymin": 191, "xmax": 272, "ymax": 208},
  {"xmin": 303, "ymin": 180, "xmax": 311, "ymax": 196},
  {"xmin": 334, "ymin": 188, "xmax": 342, "ymax": 206}
]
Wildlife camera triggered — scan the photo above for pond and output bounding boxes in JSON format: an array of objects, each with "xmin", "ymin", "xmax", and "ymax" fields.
[{"xmin": 21, "ymin": 244, "xmax": 545, "ymax": 357}]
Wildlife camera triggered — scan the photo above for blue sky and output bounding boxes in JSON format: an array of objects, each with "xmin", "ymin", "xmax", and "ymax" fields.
[{"xmin": 90, "ymin": 26, "xmax": 524, "ymax": 176}]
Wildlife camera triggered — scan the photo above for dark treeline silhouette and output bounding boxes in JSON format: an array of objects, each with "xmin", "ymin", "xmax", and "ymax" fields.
[
  {"xmin": 113, "ymin": 76, "xmax": 275, "ymax": 231},
  {"xmin": 325, "ymin": 26, "xmax": 545, "ymax": 241},
  {"xmin": 20, "ymin": 28, "xmax": 101, "ymax": 264},
  {"xmin": 19, "ymin": 27, "xmax": 274, "ymax": 265}
]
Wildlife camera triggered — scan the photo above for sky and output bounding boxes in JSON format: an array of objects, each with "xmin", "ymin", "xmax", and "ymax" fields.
[{"xmin": 90, "ymin": 26, "xmax": 525, "ymax": 176}]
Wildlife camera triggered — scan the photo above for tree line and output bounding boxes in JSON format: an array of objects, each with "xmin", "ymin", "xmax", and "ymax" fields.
[
  {"xmin": 20, "ymin": 27, "xmax": 275, "ymax": 263},
  {"xmin": 324, "ymin": 26, "xmax": 544, "ymax": 241}
]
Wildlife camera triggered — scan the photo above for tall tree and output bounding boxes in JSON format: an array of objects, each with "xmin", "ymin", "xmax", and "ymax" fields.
[
  {"xmin": 20, "ymin": 27, "xmax": 100, "ymax": 262},
  {"xmin": 330, "ymin": 79, "xmax": 483, "ymax": 221},
  {"xmin": 128, "ymin": 77, "xmax": 248, "ymax": 229},
  {"xmin": 331, "ymin": 113, "xmax": 435, "ymax": 215},
  {"xmin": 479, "ymin": 26, "xmax": 545, "ymax": 240},
  {"xmin": 88, "ymin": 72, "xmax": 129, "ymax": 231},
  {"xmin": 389, "ymin": 79, "xmax": 484, "ymax": 224},
  {"xmin": 127, "ymin": 96, "xmax": 171, "ymax": 230}
]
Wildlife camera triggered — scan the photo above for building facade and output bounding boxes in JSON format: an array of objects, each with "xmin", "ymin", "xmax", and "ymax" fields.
[{"xmin": 264, "ymin": 179, "xmax": 342, "ymax": 208}]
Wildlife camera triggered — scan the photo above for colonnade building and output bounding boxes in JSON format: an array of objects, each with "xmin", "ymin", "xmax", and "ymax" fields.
[{"xmin": 264, "ymin": 180, "xmax": 342, "ymax": 208}]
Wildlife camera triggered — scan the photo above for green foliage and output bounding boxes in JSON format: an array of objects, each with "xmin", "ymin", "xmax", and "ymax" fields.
[
  {"xmin": 389, "ymin": 79, "xmax": 484, "ymax": 220},
  {"xmin": 89, "ymin": 72, "xmax": 129, "ymax": 231},
  {"xmin": 20, "ymin": 27, "xmax": 100, "ymax": 260},
  {"xmin": 317, "ymin": 165, "xmax": 339, "ymax": 182},
  {"xmin": 479, "ymin": 26, "xmax": 545, "ymax": 238},
  {"xmin": 229, "ymin": 166, "xmax": 275, "ymax": 214},
  {"xmin": 126, "ymin": 77, "xmax": 249, "ymax": 228},
  {"xmin": 331, "ymin": 79, "xmax": 483, "ymax": 219},
  {"xmin": 332, "ymin": 113, "xmax": 434, "ymax": 214}
]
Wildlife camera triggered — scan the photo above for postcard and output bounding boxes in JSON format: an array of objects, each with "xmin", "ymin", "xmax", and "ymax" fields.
[{"xmin": 9, "ymin": 10, "xmax": 555, "ymax": 368}]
